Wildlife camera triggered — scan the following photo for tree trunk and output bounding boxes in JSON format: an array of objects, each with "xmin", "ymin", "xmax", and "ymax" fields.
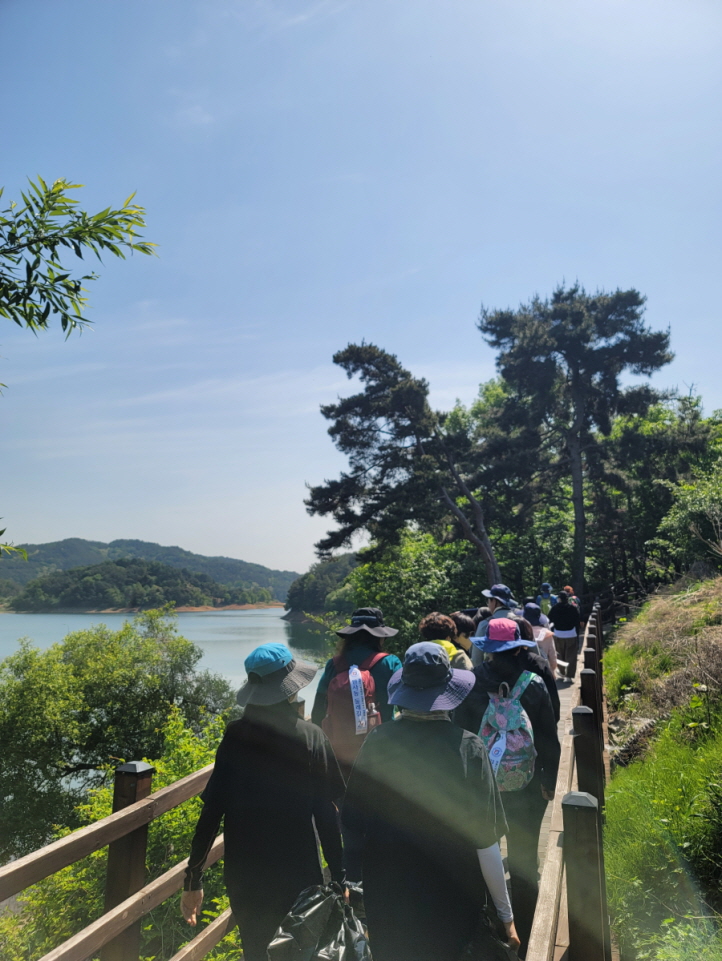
[
  {"xmin": 439, "ymin": 487, "xmax": 502, "ymax": 585},
  {"xmin": 567, "ymin": 430, "xmax": 586, "ymax": 597}
]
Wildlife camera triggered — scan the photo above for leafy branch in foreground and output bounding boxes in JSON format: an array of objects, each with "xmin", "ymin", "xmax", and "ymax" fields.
[{"xmin": 0, "ymin": 177, "xmax": 155, "ymax": 334}]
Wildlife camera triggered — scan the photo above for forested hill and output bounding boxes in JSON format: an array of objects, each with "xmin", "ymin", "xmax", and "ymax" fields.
[
  {"xmin": 0, "ymin": 538, "xmax": 298, "ymax": 600},
  {"xmin": 285, "ymin": 553, "xmax": 359, "ymax": 614},
  {"xmin": 8, "ymin": 558, "xmax": 275, "ymax": 612}
]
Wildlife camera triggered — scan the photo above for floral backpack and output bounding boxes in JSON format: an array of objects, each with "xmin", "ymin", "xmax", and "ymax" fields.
[{"xmin": 478, "ymin": 671, "xmax": 540, "ymax": 792}]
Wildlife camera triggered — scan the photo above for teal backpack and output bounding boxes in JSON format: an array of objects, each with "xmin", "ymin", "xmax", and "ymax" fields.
[{"xmin": 478, "ymin": 671, "xmax": 540, "ymax": 792}]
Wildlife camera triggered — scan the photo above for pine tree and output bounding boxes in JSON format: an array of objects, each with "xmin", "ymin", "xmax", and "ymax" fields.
[{"xmin": 479, "ymin": 284, "xmax": 673, "ymax": 594}]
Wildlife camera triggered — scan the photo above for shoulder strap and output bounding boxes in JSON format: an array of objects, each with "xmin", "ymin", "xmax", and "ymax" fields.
[
  {"xmin": 359, "ymin": 651, "xmax": 389, "ymax": 672},
  {"xmin": 332, "ymin": 654, "xmax": 349, "ymax": 673},
  {"xmin": 510, "ymin": 670, "xmax": 536, "ymax": 700}
]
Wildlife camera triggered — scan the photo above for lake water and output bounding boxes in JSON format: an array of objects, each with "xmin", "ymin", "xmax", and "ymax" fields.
[{"xmin": 0, "ymin": 608, "xmax": 329, "ymax": 706}]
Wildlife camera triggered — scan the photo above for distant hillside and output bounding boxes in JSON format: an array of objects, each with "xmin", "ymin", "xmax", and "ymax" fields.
[
  {"xmin": 0, "ymin": 538, "xmax": 299, "ymax": 601},
  {"xmin": 285, "ymin": 553, "xmax": 359, "ymax": 614},
  {"xmin": 9, "ymin": 558, "xmax": 274, "ymax": 612}
]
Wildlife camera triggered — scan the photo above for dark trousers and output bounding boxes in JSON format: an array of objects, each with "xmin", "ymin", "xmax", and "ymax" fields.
[
  {"xmin": 554, "ymin": 633, "xmax": 578, "ymax": 679},
  {"xmin": 501, "ymin": 782, "xmax": 549, "ymax": 953}
]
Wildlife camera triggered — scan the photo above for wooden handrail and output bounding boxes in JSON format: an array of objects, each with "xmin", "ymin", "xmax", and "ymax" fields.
[
  {"xmin": 37, "ymin": 835, "xmax": 224, "ymax": 961},
  {"xmin": 166, "ymin": 908, "xmax": 236, "ymax": 961},
  {"xmin": 526, "ymin": 611, "xmax": 592, "ymax": 961},
  {"xmin": 0, "ymin": 763, "xmax": 214, "ymax": 902},
  {"xmin": 526, "ymin": 690, "xmax": 580, "ymax": 960}
]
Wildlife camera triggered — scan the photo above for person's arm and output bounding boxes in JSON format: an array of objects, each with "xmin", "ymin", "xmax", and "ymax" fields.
[
  {"xmin": 525, "ymin": 683, "xmax": 561, "ymax": 793},
  {"xmin": 372, "ymin": 654, "xmax": 402, "ymax": 721},
  {"xmin": 310, "ymin": 727, "xmax": 347, "ymax": 883},
  {"xmin": 181, "ymin": 754, "xmax": 227, "ymax": 925},
  {"xmin": 477, "ymin": 844, "xmax": 514, "ymax": 924},
  {"xmin": 536, "ymin": 654, "xmax": 561, "ymax": 724},
  {"xmin": 313, "ymin": 797, "xmax": 345, "ymax": 884},
  {"xmin": 183, "ymin": 757, "xmax": 227, "ymax": 893},
  {"xmin": 311, "ymin": 659, "xmax": 335, "ymax": 727},
  {"xmin": 545, "ymin": 631, "xmax": 558, "ymax": 674}
]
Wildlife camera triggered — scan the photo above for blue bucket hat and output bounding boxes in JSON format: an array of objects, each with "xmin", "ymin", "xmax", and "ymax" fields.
[
  {"xmin": 481, "ymin": 583, "xmax": 517, "ymax": 608},
  {"xmin": 472, "ymin": 617, "xmax": 529, "ymax": 654},
  {"xmin": 236, "ymin": 642, "xmax": 317, "ymax": 707},
  {"xmin": 523, "ymin": 603, "xmax": 542, "ymax": 627},
  {"xmin": 388, "ymin": 642, "xmax": 475, "ymax": 712}
]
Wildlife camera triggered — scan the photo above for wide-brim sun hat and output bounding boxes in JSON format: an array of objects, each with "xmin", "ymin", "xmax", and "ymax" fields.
[
  {"xmin": 481, "ymin": 584, "xmax": 517, "ymax": 608},
  {"xmin": 336, "ymin": 607, "xmax": 399, "ymax": 638},
  {"xmin": 236, "ymin": 642, "xmax": 317, "ymax": 707},
  {"xmin": 387, "ymin": 641, "xmax": 475, "ymax": 712},
  {"xmin": 472, "ymin": 616, "xmax": 530, "ymax": 654}
]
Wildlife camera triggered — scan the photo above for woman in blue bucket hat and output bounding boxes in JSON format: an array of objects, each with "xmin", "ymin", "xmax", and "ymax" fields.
[
  {"xmin": 181, "ymin": 643, "xmax": 345, "ymax": 961},
  {"xmin": 344, "ymin": 642, "xmax": 520, "ymax": 960}
]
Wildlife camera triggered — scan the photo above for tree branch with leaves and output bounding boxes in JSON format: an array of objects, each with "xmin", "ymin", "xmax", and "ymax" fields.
[{"xmin": 0, "ymin": 176, "xmax": 155, "ymax": 335}]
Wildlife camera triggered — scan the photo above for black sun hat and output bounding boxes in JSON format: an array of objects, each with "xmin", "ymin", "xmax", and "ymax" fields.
[{"xmin": 336, "ymin": 607, "xmax": 399, "ymax": 638}]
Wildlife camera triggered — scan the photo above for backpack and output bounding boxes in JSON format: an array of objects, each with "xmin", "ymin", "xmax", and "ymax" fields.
[
  {"xmin": 478, "ymin": 671, "xmax": 540, "ymax": 792},
  {"xmin": 322, "ymin": 653, "xmax": 387, "ymax": 768}
]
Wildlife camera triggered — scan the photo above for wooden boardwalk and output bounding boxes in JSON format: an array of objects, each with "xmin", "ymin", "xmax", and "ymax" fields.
[{"xmin": 538, "ymin": 678, "xmax": 577, "ymax": 863}]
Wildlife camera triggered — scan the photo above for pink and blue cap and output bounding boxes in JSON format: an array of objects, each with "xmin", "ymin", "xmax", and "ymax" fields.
[{"xmin": 472, "ymin": 617, "xmax": 529, "ymax": 653}]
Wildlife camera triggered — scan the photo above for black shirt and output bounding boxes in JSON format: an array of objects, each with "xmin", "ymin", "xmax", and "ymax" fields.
[
  {"xmin": 344, "ymin": 719, "xmax": 508, "ymax": 961},
  {"xmin": 184, "ymin": 701, "xmax": 345, "ymax": 892},
  {"xmin": 547, "ymin": 601, "xmax": 581, "ymax": 633}
]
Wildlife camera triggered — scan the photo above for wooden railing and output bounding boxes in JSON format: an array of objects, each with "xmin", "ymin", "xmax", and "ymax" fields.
[
  {"xmin": 0, "ymin": 762, "xmax": 233, "ymax": 961},
  {"xmin": 527, "ymin": 602, "xmax": 614, "ymax": 961},
  {"xmin": 4, "ymin": 604, "xmax": 614, "ymax": 961}
]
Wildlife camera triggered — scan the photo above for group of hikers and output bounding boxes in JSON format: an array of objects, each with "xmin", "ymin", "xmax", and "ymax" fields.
[{"xmin": 180, "ymin": 581, "xmax": 583, "ymax": 961}]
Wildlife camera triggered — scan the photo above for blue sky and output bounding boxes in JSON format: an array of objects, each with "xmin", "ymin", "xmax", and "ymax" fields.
[{"xmin": 1, "ymin": 0, "xmax": 721, "ymax": 574}]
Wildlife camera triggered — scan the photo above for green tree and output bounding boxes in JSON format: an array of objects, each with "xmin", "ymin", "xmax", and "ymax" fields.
[
  {"xmin": 0, "ymin": 177, "xmax": 154, "ymax": 334},
  {"xmin": 347, "ymin": 530, "xmax": 488, "ymax": 654},
  {"xmin": 306, "ymin": 343, "xmax": 503, "ymax": 583},
  {"xmin": 0, "ymin": 608, "xmax": 235, "ymax": 859},
  {"xmin": 479, "ymin": 284, "xmax": 673, "ymax": 593},
  {"xmin": 0, "ymin": 709, "xmax": 238, "ymax": 961},
  {"xmin": 587, "ymin": 395, "xmax": 722, "ymax": 587},
  {"xmin": 285, "ymin": 553, "xmax": 358, "ymax": 614},
  {"xmin": 656, "ymin": 456, "xmax": 722, "ymax": 569}
]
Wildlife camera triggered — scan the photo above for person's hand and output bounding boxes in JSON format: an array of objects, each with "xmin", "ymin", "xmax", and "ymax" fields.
[
  {"xmin": 503, "ymin": 919, "xmax": 521, "ymax": 952},
  {"xmin": 343, "ymin": 887, "xmax": 350, "ymax": 904},
  {"xmin": 181, "ymin": 889, "xmax": 204, "ymax": 926},
  {"xmin": 542, "ymin": 785, "xmax": 555, "ymax": 801}
]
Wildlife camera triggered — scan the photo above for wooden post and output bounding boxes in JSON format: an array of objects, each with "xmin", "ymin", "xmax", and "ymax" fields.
[
  {"xmin": 572, "ymin": 707, "xmax": 605, "ymax": 807},
  {"xmin": 562, "ymin": 792, "xmax": 611, "ymax": 961},
  {"xmin": 580, "ymin": 668, "xmax": 602, "ymax": 744},
  {"xmin": 102, "ymin": 762, "xmax": 155, "ymax": 961}
]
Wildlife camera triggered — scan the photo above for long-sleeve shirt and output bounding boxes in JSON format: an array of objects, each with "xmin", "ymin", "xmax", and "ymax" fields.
[{"xmin": 184, "ymin": 701, "xmax": 345, "ymax": 893}]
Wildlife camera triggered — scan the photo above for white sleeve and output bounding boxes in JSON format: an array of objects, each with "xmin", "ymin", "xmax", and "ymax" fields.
[{"xmin": 477, "ymin": 843, "xmax": 513, "ymax": 922}]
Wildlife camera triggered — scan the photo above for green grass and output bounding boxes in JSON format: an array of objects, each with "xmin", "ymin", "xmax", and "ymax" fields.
[{"xmin": 605, "ymin": 707, "xmax": 722, "ymax": 958}]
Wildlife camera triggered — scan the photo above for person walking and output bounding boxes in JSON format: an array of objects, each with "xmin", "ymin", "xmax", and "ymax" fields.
[
  {"xmin": 548, "ymin": 589, "xmax": 581, "ymax": 680},
  {"xmin": 449, "ymin": 611, "xmax": 477, "ymax": 657},
  {"xmin": 181, "ymin": 643, "xmax": 345, "ymax": 961},
  {"xmin": 344, "ymin": 643, "xmax": 520, "ymax": 961},
  {"xmin": 419, "ymin": 611, "xmax": 474, "ymax": 669},
  {"xmin": 456, "ymin": 619, "xmax": 561, "ymax": 957},
  {"xmin": 311, "ymin": 607, "xmax": 401, "ymax": 739},
  {"xmin": 535, "ymin": 583, "xmax": 557, "ymax": 617},
  {"xmin": 311, "ymin": 607, "xmax": 402, "ymax": 881},
  {"xmin": 523, "ymin": 602, "xmax": 558, "ymax": 676},
  {"xmin": 471, "ymin": 584, "xmax": 519, "ymax": 666},
  {"xmin": 563, "ymin": 585, "xmax": 581, "ymax": 609},
  {"xmin": 508, "ymin": 615, "xmax": 560, "ymax": 723}
]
